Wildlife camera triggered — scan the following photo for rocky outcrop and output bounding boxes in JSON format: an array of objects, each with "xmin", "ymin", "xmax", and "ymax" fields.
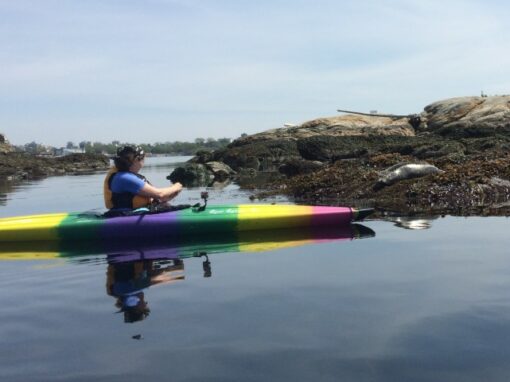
[
  {"xmin": 190, "ymin": 97, "xmax": 510, "ymax": 174},
  {"xmin": 181, "ymin": 95, "xmax": 510, "ymax": 215},
  {"xmin": 178, "ymin": 113, "xmax": 417, "ymax": 180}
]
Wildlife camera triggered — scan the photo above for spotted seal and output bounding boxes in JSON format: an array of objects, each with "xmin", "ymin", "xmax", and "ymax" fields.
[{"xmin": 374, "ymin": 163, "xmax": 444, "ymax": 190}]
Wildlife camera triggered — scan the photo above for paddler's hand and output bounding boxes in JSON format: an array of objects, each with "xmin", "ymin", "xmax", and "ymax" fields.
[
  {"xmin": 171, "ymin": 182, "xmax": 183, "ymax": 196},
  {"xmin": 140, "ymin": 182, "xmax": 182, "ymax": 202},
  {"xmin": 160, "ymin": 182, "xmax": 182, "ymax": 202}
]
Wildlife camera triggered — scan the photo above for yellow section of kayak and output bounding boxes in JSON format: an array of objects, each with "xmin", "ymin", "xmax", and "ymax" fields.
[
  {"xmin": 0, "ymin": 213, "xmax": 68, "ymax": 242},
  {"xmin": 237, "ymin": 205, "xmax": 312, "ymax": 231}
]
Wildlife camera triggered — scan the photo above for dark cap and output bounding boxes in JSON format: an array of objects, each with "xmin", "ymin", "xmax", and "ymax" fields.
[{"xmin": 116, "ymin": 146, "xmax": 145, "ymax": 160}]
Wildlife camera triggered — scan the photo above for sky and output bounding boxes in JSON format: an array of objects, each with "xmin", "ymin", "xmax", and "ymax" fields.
[{"xmin": 1, "ymin": 0, "xmax": 509, "ymax": 146}]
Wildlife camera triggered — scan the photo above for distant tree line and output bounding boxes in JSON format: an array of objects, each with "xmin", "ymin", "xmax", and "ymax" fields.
[{"xmin": 17, "ymin": 137, "xmax": 233, "ymax": 156}]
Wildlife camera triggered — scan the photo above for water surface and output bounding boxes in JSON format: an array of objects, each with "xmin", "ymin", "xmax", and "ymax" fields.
[{"xmin": 1, "ymin": 157, "xmax": 509, "ymax": 381}]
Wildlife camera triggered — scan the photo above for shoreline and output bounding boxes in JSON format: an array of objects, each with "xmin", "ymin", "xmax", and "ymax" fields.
[{"xmin": 0, "ymin": 152, "xmax": 110, "ymax": 181}]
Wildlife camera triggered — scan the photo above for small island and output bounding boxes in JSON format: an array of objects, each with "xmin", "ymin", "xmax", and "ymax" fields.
[{"xmin": 170, "ymin": 95, "xmax": 510, "ymax": 216}]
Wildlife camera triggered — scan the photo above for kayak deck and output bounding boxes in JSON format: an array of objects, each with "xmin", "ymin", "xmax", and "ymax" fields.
[{"xmin": 0, "ymin": 204, "xmax": 373, "ymax": 242}]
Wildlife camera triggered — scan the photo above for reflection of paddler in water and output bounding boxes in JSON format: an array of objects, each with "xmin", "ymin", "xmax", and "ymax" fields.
[
  {"xmin": 106, "ymin": 258, "xmax": 185, "ymax": 323},
  {"xmin": 102, "ymin": 223, "xmax": 376, "ymax": 323}
]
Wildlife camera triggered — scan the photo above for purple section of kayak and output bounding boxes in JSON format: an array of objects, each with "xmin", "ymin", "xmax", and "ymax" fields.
[{"xmin": 99, "ymin": 211, "xmax": 180, "ymax": 240}]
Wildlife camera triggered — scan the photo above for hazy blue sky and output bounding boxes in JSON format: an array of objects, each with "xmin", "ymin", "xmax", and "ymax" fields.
[{"xmin": 1, "ymin": 0, "xmax": 509, "ymax": 146}]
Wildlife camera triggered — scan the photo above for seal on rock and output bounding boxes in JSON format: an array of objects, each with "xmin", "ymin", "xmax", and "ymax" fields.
[{"xmin": 374, "ymin": 163, "xmax": 443, "ymax": 190}]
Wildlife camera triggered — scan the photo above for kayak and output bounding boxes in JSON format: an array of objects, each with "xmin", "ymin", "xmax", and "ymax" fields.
[
  {"xmin": 0, "ymin": 223, "xmax": 375, "ymax": 261},
  {"xmin": 0, "ymin": 204, "xmax": 373, "ymax": 242}
]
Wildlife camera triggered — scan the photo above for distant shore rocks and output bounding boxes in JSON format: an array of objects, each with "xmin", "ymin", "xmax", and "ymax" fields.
[{"xmin": 0, "ymin": 152, "xmax": 110, "ymax": 180}]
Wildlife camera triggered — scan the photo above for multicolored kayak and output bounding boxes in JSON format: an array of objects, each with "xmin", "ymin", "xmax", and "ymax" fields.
[
  {"xmin": 0, "ymin": 224, "xmax": 375, "ymax": 261},
  {"xmin": 0, "ymin": 204, "xmax": 373, "ymax": 243}
]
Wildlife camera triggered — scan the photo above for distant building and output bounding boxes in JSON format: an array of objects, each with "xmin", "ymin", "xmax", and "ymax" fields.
[
  {"xmin": 54, "ymin": 147, "xmax": 85, "ymax": 156},
  {"xmin": 0, "ymin": 133, "xmax": 14, "ymax": 153}
]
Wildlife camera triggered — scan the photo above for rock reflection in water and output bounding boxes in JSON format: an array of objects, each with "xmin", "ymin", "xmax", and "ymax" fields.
[
  {"xmin": 0, "ymin": 180, "xmax": 16, "ymax": 206},
  {"xmin": 390, "ymin": 216, "xmax": 440, "ymax": 230}
]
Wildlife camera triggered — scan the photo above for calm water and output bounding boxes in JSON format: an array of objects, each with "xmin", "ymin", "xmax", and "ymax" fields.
[{"xmin": 1, "ymin": 157, "xmax": 510, "ymax": 381}]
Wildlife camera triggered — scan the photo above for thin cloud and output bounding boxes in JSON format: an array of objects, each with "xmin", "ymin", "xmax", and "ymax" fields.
[{"xmin": 0, "ymin": 0, "xmax": 509, "ymax": 145}]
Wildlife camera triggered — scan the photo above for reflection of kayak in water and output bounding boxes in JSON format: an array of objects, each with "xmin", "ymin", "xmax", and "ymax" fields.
[
  {"xmin": 0, "ymin": 204, "xmax": 373, "ymax": 242},
  {"xmin": 0, "ymin": 223, "xmax": 375, "ymax": 262},
  {"xmin": 1, "ymin": 224, "xmax": 375, "ymax": 325}
]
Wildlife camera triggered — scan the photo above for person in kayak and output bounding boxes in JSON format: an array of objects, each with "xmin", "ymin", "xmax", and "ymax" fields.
[{"xmin": 103, "ymin": 145, "xmax": 183, "ymax": 214}]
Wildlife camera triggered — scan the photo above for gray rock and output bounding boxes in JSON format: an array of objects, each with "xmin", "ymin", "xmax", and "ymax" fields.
[
  {"xmin": 234, "ymin": 114, "xmax": 415, "ymax": 143},
  {"xmin": 205, "ymin": 161, "xmax": 236, "ymax": 181},
  {"xmin": 423, "ymin": 95, "xmax": 510, "ymax": 137},
  {"xmin": 167, "ymin": 163, "xmax": 213, "ymax": 187}
]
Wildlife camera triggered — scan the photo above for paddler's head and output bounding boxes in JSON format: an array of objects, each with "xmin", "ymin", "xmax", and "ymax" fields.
[
  {"xmin": 114, "ymin": 145, "xmax": 145, "ymax": 173},
  {"xmin": 119, "ymin": 293, "xmax": 150, "ymax": 323}
]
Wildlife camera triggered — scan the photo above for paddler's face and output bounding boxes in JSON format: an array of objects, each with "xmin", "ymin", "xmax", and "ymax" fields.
[{"xmin": 130, "ymin": 156, "xmax": 144, "ymax": 173}]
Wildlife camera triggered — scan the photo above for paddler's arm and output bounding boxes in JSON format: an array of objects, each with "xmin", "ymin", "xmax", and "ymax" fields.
[{"xmin": 138, "ymin": 182, "xmax": 183, "ymax": 202}]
